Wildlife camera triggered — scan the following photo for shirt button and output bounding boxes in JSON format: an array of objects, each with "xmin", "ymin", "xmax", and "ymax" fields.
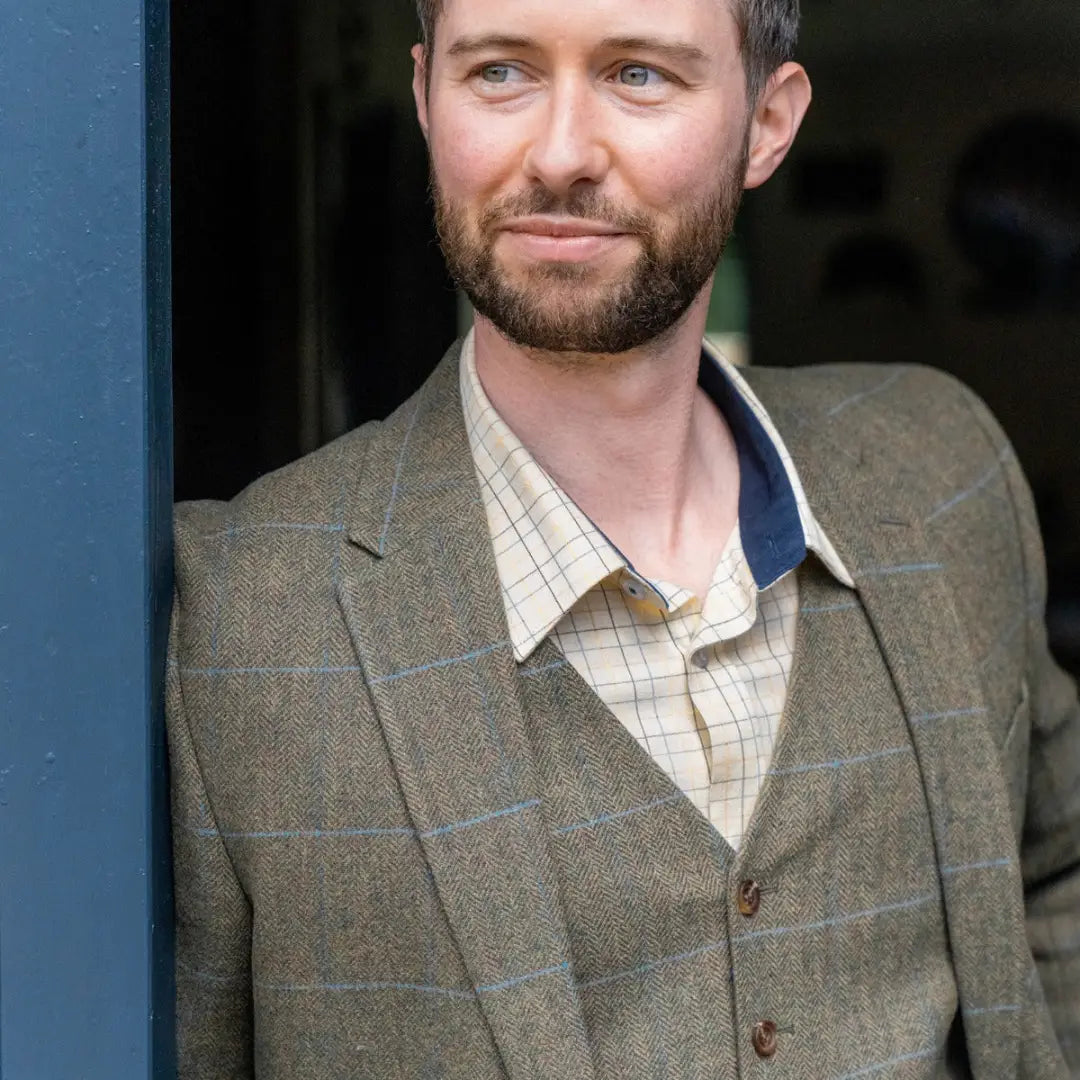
[
  {"xmin": 737, "ymin": 880, "xmax": 762, "ymax": 917},
  {"xmin": 622, "ymin": 579, "xmax": 646, "ymax": 600},
  {"xmin": 752, "ymin": 1020, "xmax": 779, "ymax": 1059},
  {"xmin": 692, "ymin": 651, "xmax": 710, "ymax": 670}
]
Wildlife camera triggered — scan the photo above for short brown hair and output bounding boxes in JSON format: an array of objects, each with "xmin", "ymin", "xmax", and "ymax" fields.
[{"xmin": 414, "ymin": 0, "xmax": 799, "ymax": 102}]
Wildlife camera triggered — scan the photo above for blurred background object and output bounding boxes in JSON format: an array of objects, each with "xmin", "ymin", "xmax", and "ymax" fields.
[
  {"xmin": 949, "ymin": 113, "xmax": 1080, "ymax": 313},
  {"xmin": 171, "ymin": 0, "xmax": 1079, "ymax": 674}
]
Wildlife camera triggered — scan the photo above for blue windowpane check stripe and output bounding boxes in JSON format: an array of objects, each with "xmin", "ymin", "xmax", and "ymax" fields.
[
  {"xmin": 733, "ymin": 894, "xmax": 936, "ymax": 944},
  {"xmin": 964, "ymin": 1003, "xmax": 1021, "ymax": 1017},
  {"xmin": 767, "ymin": 746, "xmax": 910, "ymax": 777},
  {"xmin": 179, "ymin": 642, "xmax": 511, "ymax": 681},
  {"xmin": 555, "ymin": 794, "xmax": 684, "ymax": 835},
  {"xmin": 834, "ymin": 1046, "xmax": 939, "ymax": 1079},
  {"xmin": 857, "ymin": 563, "xmax": 945, "ymax": 579},
  {"xmin": 190, "ymin": 799, "xmax": 542, "ymax": 843},
  {"xmin": 941, "ymin": 858, "xmax": 1012, "ymax": 876},
  {"xmin": 826, "ymin": 370, "xmax": 907, "ymax": 419},
  {"xmin": 911, "ymin": 707, "xmax": 987, "ymax": 725},
  {"xmin": 252, "ymin": 890, "xmax": 942, "ymax": 1002}
]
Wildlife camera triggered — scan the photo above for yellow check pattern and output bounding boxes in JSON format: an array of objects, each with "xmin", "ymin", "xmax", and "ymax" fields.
[{"xmin": 461, "ymin": 332, "xmax": 853, "ymax": 849}]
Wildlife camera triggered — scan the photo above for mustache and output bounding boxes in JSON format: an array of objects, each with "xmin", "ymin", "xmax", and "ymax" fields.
[{"xmin": 478, "ymin": 189, "xmax": 653, "ymax": 235}]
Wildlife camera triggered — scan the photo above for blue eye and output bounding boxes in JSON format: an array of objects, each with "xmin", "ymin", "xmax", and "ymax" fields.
[
  {"xmin": 619, "ymin": 64, "xmax": 661, "ymax": 87},
  {"xmin": 481, "ymin": 64, "xmax": 515, "ymax": 84}
]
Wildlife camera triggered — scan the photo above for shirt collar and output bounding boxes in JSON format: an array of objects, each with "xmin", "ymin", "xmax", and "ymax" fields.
[
  {"xmin": 461, "ymin": 330, "xmax": 853, "ymax": 661},
  {"xmin": 699, "ymin": 338, "xmax": 854, "ymax": 592}
]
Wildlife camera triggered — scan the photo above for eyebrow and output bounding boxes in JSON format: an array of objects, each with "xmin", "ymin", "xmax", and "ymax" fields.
[
  {"xmin": 445, "ymin": 33, "xmax": 711, "ymax": 68},
  {"xmin": 445, "ymin": 34, "xmax": 536, "ymax": 59},
  {"xmin": 598, "ymin": 36, "xmax": 710, "ymax": 67}
]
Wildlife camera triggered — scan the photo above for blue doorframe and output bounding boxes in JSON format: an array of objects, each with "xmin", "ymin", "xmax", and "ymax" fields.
[{"xmin": 0, "ymin": 0, "xmax": 174, "ymax": 1075}]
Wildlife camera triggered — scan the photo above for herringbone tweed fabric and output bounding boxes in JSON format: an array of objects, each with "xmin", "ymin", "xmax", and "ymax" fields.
[
  {"xmin": 168, "ymin": 343, "xmax": 1079, "ymax": 1079},
  {"xmin": 516, "ymin": 559, "xmax": 962, "ymax": 1078}
]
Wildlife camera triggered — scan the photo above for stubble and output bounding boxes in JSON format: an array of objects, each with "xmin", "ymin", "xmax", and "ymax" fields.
[{"xmin": 431, "ymin": 142, "xmax": 750, "ymax": 357}]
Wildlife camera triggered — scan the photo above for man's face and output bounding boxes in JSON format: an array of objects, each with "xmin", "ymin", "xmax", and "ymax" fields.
[{"xmin": 414, "ymin": 0, "xmax": 755, "ymax": 354}]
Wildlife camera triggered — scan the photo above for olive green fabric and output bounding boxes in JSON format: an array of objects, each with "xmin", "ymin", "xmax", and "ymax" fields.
[
  {"xmin": 514, "ymin": 558, "xmax": 965, "ymax": 1078},
  {"xmin": 168, "ymin": 344, "xmax": 1079, "ymax": 1078}
]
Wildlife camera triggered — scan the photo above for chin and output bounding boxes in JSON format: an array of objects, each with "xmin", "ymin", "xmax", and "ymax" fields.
[{"xmin": 504, "ymin": 257, "xmax": 631, "ymax": 289}]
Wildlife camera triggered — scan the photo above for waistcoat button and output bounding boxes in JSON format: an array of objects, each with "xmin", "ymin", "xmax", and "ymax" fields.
[
  {"xmin": 752, "ymin": 1020, "xmax": 778, "ymax": 1059},
  {"xmin": 737, "ymin": 879, "xmax": 762, "ymax": 917}
]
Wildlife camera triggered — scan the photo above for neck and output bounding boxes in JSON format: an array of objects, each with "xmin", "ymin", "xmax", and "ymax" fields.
[{"xmin": 472, "ymin": 290, "xmax": 740, "ymax": 596}]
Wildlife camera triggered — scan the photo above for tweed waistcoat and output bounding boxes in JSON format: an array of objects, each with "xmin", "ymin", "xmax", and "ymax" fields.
[
  {"xmin": 169, "ymin": 344, "xmax": 1078, "ymax": 1080},
  {"xmin": 517, "ymin": 556, "xmax": 964, "ymax": 1079}
]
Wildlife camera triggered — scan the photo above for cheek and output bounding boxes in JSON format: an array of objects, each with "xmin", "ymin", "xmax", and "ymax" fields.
[
  {"xmin": 429, "ymin": 106, "xmax": 520, "ymax": 200},
  {"xmin": 617, "ymin": 120, "xmax": 738, "ymax": 212}
]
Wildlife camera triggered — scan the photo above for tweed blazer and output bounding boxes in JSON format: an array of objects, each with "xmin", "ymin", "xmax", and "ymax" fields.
[{"xmin": 168, "ymin": 344, "xmax": 1080, "ymax": 1078}]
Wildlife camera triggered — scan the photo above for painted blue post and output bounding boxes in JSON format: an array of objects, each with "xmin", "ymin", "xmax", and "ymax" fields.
[{"xmin": 0, "ymin": 0, "xmax": 173, "ymax": 1076}]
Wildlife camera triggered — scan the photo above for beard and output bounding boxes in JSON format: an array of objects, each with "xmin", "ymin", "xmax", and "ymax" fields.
[{"xmin": 432, "ymin": 143, "xmax": 749, "ymax": 356}]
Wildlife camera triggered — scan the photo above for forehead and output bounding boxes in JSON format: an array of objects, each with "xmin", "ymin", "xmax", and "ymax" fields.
[{"xmin": 437, "ymin": 0, "xmax": 738, "ymax": 53}]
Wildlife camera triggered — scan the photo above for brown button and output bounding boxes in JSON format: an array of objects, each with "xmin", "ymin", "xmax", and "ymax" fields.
[
  {"xmin": 752, "ymin": 1020, "xmax": 778, "ymax": 1059},
  {"xmin": 737, "ymin": 879, "xmax": 762, "ymax": 917}
]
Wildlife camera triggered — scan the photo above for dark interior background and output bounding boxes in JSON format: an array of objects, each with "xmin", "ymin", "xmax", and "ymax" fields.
[{"xmin": 171, "ymin": 0, "xmax": 1080, "ymax": 675}]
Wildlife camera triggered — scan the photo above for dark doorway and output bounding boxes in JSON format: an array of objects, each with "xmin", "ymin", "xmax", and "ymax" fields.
[{"xmin": 171, "ymin": 0, "xmax": 456, "ymax": 502}]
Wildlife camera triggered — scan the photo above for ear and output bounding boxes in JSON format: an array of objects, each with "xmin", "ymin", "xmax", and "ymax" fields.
[
  {"xmin": 743, "ymin": 62, "xmax": 812, "ymax": 190},
  {"xmin": 411, "ymin": 43, "xmax": 430, "ymax": 142}
]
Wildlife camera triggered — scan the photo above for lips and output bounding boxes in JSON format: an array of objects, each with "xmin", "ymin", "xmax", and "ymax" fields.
[
  {"xmin": 498, "ymin": 229, "xmax": 633, "ymax": 265},
  {"xmin": 501, "ymin": 216, "xmax": 630, "ymax": 239},
  {"xmin": 495, "ymin": 215, "xmax": 637, "ymax": 264}
]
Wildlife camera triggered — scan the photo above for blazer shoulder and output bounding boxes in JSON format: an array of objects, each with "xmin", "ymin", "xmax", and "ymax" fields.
[
  {"xmin": 749, "ymin": 361, "xmax": 1013, "ymax": 481},
  {"xmin": 173, "ymin": 419, "xmax": 379, "ymax": 606},
  {"xmin": 748, "ymin": 360, "xmax": 983, "ymax": 426}
]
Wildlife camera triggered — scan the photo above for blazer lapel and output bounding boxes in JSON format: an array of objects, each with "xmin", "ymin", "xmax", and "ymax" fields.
[
  {"xmin": 747, "ymin": 367, "xmax": 1026, "ymax": 1079},
  {"xmin": 336, "ymin": 345, "xmax": 595, "ymax": 1080}
]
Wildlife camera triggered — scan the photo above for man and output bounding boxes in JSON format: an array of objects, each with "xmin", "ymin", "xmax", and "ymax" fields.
[{"xmin": 167, "ymin": 0, "xmax": 1080, "ymax": 1075}]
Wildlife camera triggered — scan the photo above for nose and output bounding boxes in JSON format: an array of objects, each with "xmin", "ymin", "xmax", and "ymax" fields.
[{"xmin": 522, "ymin": 77, "xmax": 611, "ymax": 196}]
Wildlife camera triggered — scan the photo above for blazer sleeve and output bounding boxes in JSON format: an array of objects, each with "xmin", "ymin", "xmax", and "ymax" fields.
[
  {"xmin": 168, "ymin": 588, "xmax": 255, "ymax": 1079},
  {"xmin": 1016, "ymin": 514, "xmax": 1080, "ymax": 1070},
  {"xmin": 966, "ymin": 387, "xmax": 1080, "ymax": 1070}
]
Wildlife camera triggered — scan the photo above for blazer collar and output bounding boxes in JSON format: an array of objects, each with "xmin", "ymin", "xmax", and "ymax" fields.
[
  {"xmin": 345, "ymin": 340, "xmax": 479, "ymax": 559},
  {"xmin": 338, "ymin": 341, "xmax": 596, "ymax": 1080}
]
